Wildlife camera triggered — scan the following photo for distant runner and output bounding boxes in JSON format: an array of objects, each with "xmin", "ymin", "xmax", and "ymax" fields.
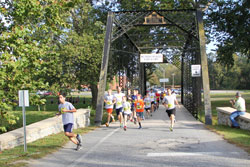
[
  {"xmin": 104, "ymin": 89, "xmax": 115, "ymax": 127},
  {"xmin": 113, "ymin": 87, "xmax": 125, "ymax": 128},
  {"xmin": 134, "ymin": 94, "xmax": 144, "ymax": 129}
]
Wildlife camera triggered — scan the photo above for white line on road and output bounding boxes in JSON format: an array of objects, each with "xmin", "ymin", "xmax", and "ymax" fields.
[
  {"xmin": 147, "ymin": 152, "xmax": 240, "ymax": 157},
  {"xmin": 68, "ymin": 127, "xmax": 120, "ymax": 167}
]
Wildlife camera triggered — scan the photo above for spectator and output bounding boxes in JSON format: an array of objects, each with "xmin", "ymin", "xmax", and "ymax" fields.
[{"xmin": 229, "ymin": 92, "xmax": 246, "ymax": 129}]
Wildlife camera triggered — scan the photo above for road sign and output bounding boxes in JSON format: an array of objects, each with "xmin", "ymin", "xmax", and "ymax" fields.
[
  {"xmin": 19, "ymin": 90, "xmax": 29, "ymax": 107},
  {"xmin": 18, "ymin": 90, "xmax": 29, "ymax": 152},
  {"xmin": 160, "ymin": 78, "xmax": 169, "ymax": 82},
  {"xmin": 191, "ymin": 65, "xmax": 201, "ymax": 77},
  {"xmin": 140, "ymin": 53, "xmax": 163, "ymax": 63}
]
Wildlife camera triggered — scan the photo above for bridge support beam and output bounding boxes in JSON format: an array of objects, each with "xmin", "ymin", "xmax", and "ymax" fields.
[
  {"xmin": 196, "ymin": 9, "xmax": 212, "ymax": 125},
  {"xmin": 95, "ymin": 12, "xmax": 113, "ymax": 126}
]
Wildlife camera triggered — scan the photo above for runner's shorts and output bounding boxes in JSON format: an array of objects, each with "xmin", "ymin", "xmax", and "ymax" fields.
[
  {"xmin": 136, "ymin": 112, "xmax": 144, "ymax": 118},
  {"xmin": 106, "ymin": 108, "xmax": 113, "ymax": 114},
  {"xmin": 63, "ymin": 123, "xmax": 73, "ymax": 133},
  {"xmin": 145, "ymin": 107, "xmax": 150, "ymax": 111},
  {"xmin": 166, "ymin": 108, "xmax": 176, "ymax": 117},
  {"xmin": 116, "ymin": 107, "xmax": 123, "ymax": 116}
]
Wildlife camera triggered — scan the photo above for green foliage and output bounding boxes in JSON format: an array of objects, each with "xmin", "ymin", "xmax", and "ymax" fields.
[
  {"xmin": 205, "ymin": 0, "xmax": 250, "ymax": 65},
  {"xmin": 0, "ymin": 0, "xmax": 74, "ymax": 133},
  {"xmin": 208, "ymin": 52, "xmax": 250, "ymax": 89}
]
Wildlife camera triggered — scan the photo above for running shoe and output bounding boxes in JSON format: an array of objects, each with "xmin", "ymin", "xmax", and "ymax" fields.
[
  {"xmin": 112, "ymin": 118, "xmax": 115, "ymax": 122},
  {"xmin": 138, "ymin": 126, "xmax": 142, "ymax": 129},
  {"xmin": 76, "ymin": 134, "xmax": 82, "ymax": 144},
  {"xmin": 124, "ymin": 126, "xmax": 127, "ymax": 131},
  {"xmin": 169, "ymin": 127, "xmax": 173, "ymax": 131},
  {"xmin": 75, "ymin": 143, "xmax": 82, "ymax": 151},
  {"xmin": 105, "ymin": 123, "xmax": 109, "ymax": 127},
  {"xmin": 134, "ymin": 118, "xmax": 137, "ymax": 124},
  {"xmin": 120, "ymin": 123, "xmax": 123, "ymax": 128}
]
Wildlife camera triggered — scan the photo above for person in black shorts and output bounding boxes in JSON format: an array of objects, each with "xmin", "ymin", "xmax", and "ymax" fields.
[{"xmin": 162, "ymin": 88, "xmax": 179, "ymax": 131}]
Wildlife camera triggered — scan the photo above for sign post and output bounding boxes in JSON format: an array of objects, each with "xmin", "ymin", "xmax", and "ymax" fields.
[{"xmin": 19, "ymin": 90, "xmax": 29, "ymax": 152}]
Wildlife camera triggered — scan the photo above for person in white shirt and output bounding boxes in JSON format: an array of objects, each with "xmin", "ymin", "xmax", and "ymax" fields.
[
  {"xmin": 149, "ymin": 89, "xmax": 156, "ymax": 113},
  {"xmin": 144, "ymin": 93, "xmax": 152, "ymax": 118},
  {"xmin": 113, "ymin": 87, "xmax": 125, "ymax": 128},
  {"xmin": 104, "ymin": 89, "xmax": 115, "ymax": 127},
  {"xmin": 229, "ymin": 92, "xmax": 246, "ymax": 128},
  {"xmin": 122, "ymin": 96, "xmax": 132, "ymax": 131},
  {"xmin": 162, "ymin": 88, "xmax": 179, "ymax": 131}
]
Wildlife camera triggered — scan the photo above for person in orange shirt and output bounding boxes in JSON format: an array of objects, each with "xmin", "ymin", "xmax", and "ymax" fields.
[{"xmin": 134, "ymin": 94, "xmax": 144, "ymax": 129}]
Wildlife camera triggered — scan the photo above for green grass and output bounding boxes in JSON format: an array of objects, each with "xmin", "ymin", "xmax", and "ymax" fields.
[
  {"xmin": 0, "ymin": 126, "xmax": 97, "ymax": 167},
  {"xmin": 198, "ymin": 91, "xmax": 250, "ymax": 154},
  {"xmin": 206, "ymin": 125, "xmax": 250, "ymax": 153}
]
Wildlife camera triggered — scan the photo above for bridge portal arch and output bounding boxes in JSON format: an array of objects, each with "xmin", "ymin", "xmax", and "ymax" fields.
[{"xmin": 95, "ymin": 8, "xmax": 212, "ymax": 126}]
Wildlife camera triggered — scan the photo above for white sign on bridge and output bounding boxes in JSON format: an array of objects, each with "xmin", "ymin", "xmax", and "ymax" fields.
[
  {"xmin": 140, "ymin": 53, "xmax": 163, "ymax": 63},
  {"xmin": 160, "ymin": 78, "xmax": 169, "ymax": 83}
]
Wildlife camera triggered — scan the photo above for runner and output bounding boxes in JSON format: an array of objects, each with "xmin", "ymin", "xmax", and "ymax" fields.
[
  {"xmin": 104, "ymin": 89, "xmax": 115, "ymax": 127},
  {"xmin": 131, "ymin": 89, "xmax": 138, "ymax": 124},
  {"xmin": 149, "ymin": 89, "xmax": 156, "ymax": 113},
  {"xmin": 162, "ymin": 88, "xmax": 180, "ymax": 131},
  {"xmin": 134, "ymin": 94, "xmax": 144, "ymax": 129},
  {"xmin": 57, "ymin": 94, "xmax": 82, "ymax": 151},
  {"xmin": 155, "ymin": 91, "xmax": 161, "ymax": 110},
  {"xmin": 122, "ymin": 96, "xmax": 132, "ymax": 131},
  {"xmin": 144, "ymin": 93, "xmax": 151, "ymax": 118},
  {"xmin": 126, "ymin": 89, "xmax": 133, "ymax": 122},
  {"xmin": 113, "ymin": 87, "xmax": 125, "ymax": 128}
]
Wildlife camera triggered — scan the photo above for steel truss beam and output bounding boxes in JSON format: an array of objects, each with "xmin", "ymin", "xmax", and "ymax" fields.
[{"xmin": 95, "ymin": 9, "xmax": 212, "ymax": 125}]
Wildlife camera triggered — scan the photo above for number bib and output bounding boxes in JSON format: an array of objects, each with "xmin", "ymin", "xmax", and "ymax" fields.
[{"xmin": 168, "ymin": 104, "xmax": 173, "ymax": 108}]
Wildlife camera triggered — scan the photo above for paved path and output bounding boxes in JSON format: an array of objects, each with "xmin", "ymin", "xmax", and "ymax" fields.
[{"xmin": 29, "ymin": 105, "xmax": 250, "ymax": 167}]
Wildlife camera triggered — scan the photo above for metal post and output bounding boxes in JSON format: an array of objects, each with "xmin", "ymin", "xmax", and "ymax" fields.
[
  {"xmin": 22, "ymin": 91, "xmax": 27, "ymax": 152},
  {"xmin": 196, "ymin": 9, "xmax": 212, "ymax": 125},
  {"xmin": 95, "ymin": 12, "xmax": 113, "ymax": 126}
]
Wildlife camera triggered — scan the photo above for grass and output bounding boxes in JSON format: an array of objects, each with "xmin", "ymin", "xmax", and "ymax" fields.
[
  {"xmin": 206, "ymin": 125, "xmax": 250, "ymax": 153},
  {"xmin": 199, "ymin": 91, "xmax": 250, "ymax": 154}
]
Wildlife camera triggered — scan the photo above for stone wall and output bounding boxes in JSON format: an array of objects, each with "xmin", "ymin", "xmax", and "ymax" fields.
[
  {"xmin": 0, "ymin": 109, "xmax": 90, "ymax": 151},
  {"xmin": 217, "ymin": 107, "xmax": 250, "ymax": 130}
]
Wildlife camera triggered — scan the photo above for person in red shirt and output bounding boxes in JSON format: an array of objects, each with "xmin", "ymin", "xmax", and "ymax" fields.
[
  {"xmin": 155, "ymin": 91, "xmax": 161, "ymax": 110},
  {"xmin": 134, "ymin": 94, "xmax": 144, "ymax": 129}
]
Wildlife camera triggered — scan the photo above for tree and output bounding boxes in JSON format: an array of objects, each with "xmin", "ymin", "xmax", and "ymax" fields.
[
  {"xmin": 205, "ymin": 0, "xmax": 250, "ymax": 66},
  {"xmin": 58, "ymin": 1, "xmax": 105, "ymax": 109},
  {"xmin": 0, "ymin": 0, "xmax": 74, "ymax": 132}
]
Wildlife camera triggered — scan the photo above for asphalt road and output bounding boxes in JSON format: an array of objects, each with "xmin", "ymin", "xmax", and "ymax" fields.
[{"xmin": 29, "ymin": 105, "xmax": 250, "ymax": 167}]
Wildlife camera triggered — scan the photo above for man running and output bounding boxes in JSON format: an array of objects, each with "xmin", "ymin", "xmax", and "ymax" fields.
[
  {"xmin": 162, "ymin": 88, "xmax": 179, "ymax": 131},
  {"xmin": 134, "ymin": 94, "xmax": 144, "ymax": 129},
  {"xmin": 122, "ymin": 96, "xmax": 132, "ymax": 131},
  {"xmin": 57, "ymin": 94, "xmax": 82, "ymax": 151},
  {"xmin": 113, "ymin": 87, "xmax": 125, "ymax": 128},
  {"xmin": 155, "ymin": 91, "xmax": 161, "ymax": 110},
  {"xmin": 149, "ymin": 89, "xmax": 156, "ymax": 113},
  {"xmin": 104, "ymin": 89, "xmax": 115, "ymax": 127},
  {"xmin": 144, "ymin": 93, "xmax": 151, "ymax": 118}
]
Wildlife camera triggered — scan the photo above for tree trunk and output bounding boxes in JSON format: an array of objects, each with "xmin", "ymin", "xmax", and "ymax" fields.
[{"xmin": 90, "ymin": 84, "xmax": 98, "ymax": 109}]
